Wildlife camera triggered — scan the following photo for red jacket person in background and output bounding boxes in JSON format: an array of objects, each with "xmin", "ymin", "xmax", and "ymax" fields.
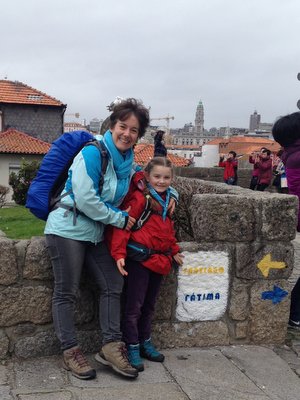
[{"xmin": 219, "ymin": 151, "xmax": 238, "ymax": 185}]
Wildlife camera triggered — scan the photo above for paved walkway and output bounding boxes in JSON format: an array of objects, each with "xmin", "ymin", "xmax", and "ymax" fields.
[{"xmin": 2, "ymin": 234, "xmax": 300, "ymax": 400}]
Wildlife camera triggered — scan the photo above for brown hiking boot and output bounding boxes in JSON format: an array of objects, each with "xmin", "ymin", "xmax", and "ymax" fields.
[
  {"xmin": 95, "ymin": 341, "xmax": 138, "ymax": 378},
  {"xmin": 63, "ymin": 346, "xmax": 96, "ymax": 380}
]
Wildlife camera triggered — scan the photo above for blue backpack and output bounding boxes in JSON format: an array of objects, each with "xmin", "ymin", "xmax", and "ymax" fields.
[{"xmin": 26, "ymin": 130, "xmax": 108, "ymax": 221}]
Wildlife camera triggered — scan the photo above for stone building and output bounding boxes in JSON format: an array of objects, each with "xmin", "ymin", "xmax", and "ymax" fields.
[{"xmin": 0, "ymin": 80, "xmax": 66, "ymax": 143}]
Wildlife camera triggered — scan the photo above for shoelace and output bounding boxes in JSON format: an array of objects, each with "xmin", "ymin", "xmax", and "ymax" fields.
[
  {"xmin": 72, "ymin": 348, "xmax": 89, "ymax": 368},
  {"xmin": 119, "ymin": 344, "xmax": 131, "ymax": 365}
]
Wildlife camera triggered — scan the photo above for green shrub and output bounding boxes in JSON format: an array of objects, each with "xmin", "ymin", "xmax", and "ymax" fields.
[{"xmin": 9, "ymin": 159, "xmax": 40, "ymax": 206}]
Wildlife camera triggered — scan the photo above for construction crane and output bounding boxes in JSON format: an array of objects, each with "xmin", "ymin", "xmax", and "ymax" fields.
[
  {"xmin": 150, "ymin": 114, "xmax": 175, "ymax": 134},
  {"xmin": 65, "ymin": 113, "xmax": 80, "ymax": 119}
]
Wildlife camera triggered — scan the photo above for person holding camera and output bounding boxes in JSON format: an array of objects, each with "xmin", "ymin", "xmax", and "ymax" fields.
[{"xmin": 219, "ymin": 151, "xmax": 238, "ymax": 185}]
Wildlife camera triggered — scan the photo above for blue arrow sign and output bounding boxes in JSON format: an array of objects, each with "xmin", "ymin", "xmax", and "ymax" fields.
[{"xmin": 261, "ymin": 285, "xmax": 288, "ymax": 304}]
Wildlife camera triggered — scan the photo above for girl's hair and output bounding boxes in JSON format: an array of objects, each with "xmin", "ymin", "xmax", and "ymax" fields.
[
  {"xmin": 109, "ymin": 98, "xmax": 150, "ymax": 138},
  {"xmin": 144, "ymin": 157, "xmax": 174, "ymax": 176},
  {"xmin": 272, "ymin": 112, "xmax": 300, "ymax": 147},
  {"xmin": 229, "ymin": 151, "xmax": 237, "ymax": 158}
]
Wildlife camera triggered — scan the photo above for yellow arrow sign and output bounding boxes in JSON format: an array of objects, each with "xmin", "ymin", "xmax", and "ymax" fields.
[{"xmin": 257, "ymin": 254, "xmax": 286, "ymax": 278}]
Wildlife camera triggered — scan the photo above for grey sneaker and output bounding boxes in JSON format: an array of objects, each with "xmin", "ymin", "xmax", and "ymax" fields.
[
  {"xmin": 95, "ymin": 341, "xmax": 138, "ymax": 378},
  {"xmin": 63, "ymin": 346, "xmax": 96, "ymax": 380}
]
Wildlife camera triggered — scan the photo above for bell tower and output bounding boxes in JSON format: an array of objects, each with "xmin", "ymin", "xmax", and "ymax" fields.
[{"xmin": 195, "ymin": 100, "xmax": 204, "ymax": 133}]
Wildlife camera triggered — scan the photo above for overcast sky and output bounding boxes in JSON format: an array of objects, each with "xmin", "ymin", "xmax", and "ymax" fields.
[{"xmin": 1, "ymin": 0, "xmax": 300, "ymax": 130}]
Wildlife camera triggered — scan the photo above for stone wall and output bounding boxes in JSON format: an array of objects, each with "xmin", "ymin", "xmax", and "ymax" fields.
[
  {"xmin": 0, "ymin": 177, "xmax": 297, "ymax": 359},
  {"xmin": 176, "ymin": 167, "xmax": 259, "ymax": 190}
]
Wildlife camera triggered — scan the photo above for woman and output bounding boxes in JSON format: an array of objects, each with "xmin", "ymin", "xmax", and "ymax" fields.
[{"xmin": 45, "ymin": 98, "xmax": 150, "ymax": 380}]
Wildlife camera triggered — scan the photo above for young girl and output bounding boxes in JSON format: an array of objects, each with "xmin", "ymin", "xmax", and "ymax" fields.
[{"xmin": 107, "ymin": 157, "xmax": 183, "ymax": 371}]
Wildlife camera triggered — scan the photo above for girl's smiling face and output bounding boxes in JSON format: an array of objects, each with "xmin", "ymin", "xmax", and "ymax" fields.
[
  {"xmin": 145, "ymin": 165, "xmax": 172, "ymax": 193},
  {"xmin": 111, "ymin": 114, "xmax": 140, "ymax": 152}
]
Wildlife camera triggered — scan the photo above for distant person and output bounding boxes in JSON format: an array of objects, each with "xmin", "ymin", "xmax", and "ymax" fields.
[
  {"xmin": 273, "ymin": 149, "xmax": 289, "ymax": 194},
  {"xmin": 219, "ymin": 151, "xmax": 238, "ymax": 185},
  {"xmin": 272, "ymin": 112, "xmax": 300, "ymax": 328},
  {"xmin": 107, "ymin": 157, "xmax": 183, "ymax": 372},
  {"xmin": 249, "ymin": 147, "xmax": 267, "ymax": 190},
  {"xmin": 154, "ymin": 130, "xmax": 167, "ymax": 157},
  {"xmin": 255, "ymin": 149, "xmax": 273, "ymax": 191}
]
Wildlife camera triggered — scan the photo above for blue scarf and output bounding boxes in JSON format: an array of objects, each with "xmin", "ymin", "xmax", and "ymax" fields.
[
  {"xmin": 146, "ymin": 183, "xmax": 171, "ymax": 221},
  {"xmin": 104, "ymin": 130, "xmax": 134, "ymax": 203}
]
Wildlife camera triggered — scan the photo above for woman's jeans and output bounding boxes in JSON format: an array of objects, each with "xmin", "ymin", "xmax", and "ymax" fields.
[{"xmin": 46, "ymin": 234, "xmax": 123, "ymax": 350}]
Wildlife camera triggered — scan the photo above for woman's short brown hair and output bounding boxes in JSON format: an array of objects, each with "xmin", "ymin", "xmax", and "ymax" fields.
[{"xmin": 109, "ymin": 98, "xmax": 150, "ymax": 138}]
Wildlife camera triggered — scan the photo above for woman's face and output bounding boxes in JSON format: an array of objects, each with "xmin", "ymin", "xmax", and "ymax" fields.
[{"xmin": 111, "ymin": 114, "xmax": 140, "ymax": 152}]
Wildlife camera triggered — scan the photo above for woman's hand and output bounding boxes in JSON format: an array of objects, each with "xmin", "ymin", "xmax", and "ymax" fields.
[
  {"xmin": 168, "ymin": 198, "xmax": 176, "ymax": 216},
  {"xmin": 116, "ymin": 258, "xmax": 128, "ymax": 276},
  {"xmin": 173, "ymin": 253, "xmax": 184, "ymax": 266},
  {"xmin": 124, "ymin": 206, "xmax": 136, "ymax": 231}
]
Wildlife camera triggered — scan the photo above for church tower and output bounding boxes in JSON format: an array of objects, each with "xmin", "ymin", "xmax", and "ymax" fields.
[{"xmin": 195, "ymin": 100, "xmax": 204, "ymax": 133}]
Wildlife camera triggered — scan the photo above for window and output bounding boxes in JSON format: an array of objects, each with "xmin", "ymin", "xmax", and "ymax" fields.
[{"xmin": 9, "ymin": 163, "xmax": 21, "ymax": 175}]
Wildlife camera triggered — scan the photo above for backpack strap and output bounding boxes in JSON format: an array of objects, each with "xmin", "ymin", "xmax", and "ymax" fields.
[
  {"xmin": 85, "ymin": 140, "xmax": 109, "ymax": 194},
  {"xmin": 131, "ymin": 194, "xmax": 152, "ymax": 231}
]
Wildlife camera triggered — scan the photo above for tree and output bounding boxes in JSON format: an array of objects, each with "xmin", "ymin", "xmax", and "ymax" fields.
[{"xmin": 9, "ymin": 159, "xmax": 40, "ymax": 205}]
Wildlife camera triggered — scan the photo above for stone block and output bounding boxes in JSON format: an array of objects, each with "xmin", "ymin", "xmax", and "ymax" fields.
[
  {"xmin": 228, "ymin": 279, "xmax": 250, "ymax": 321},
  {"xmin": 0, "ymin": 330, "xmax": 9, "ymax": 359},
  {"xmin": 261, "ymin": 195, "xmax": 298, "ymax": 241},
  {"xmin": 74, "ymin": 287, "xmax": 96, "ymax": 325},
  {"xmin": 154, "ymin": 282, "xmax": 174, "ymax": 321},
  {"xmin": 14, "ymin": 329, "xmax": 60, "ymax": 358},
  {"xmin": 0, "ymin": 286, "xmax": 52, "ymax": 326},
  {"xmin": 24, "ymin": 237, "xmax": 52, "ymax": 280},
  {"xmin": 190, "ymin": 194, "xmax": 257, "ymax": 242},
  {"xmin": 15, "ymin": 240, "xmax": 29, "ymax": 271},
  {"xmin": 0, "ymin": 238, "xmax": 18, "ymax": 285},
  {"xmin": 152, "ymin": 320, "xmax": 230, "ymax": 348},
  {"xmin": 236, "ymin": 241, "xmax": 293, "ymax": 280},
  {"xmin": 249, "ymin": 280, "xmax": 290, "ymax": 344},
  {"xmin": 235, "ymin": 321, "xmax": 249, "ymax": 339}
]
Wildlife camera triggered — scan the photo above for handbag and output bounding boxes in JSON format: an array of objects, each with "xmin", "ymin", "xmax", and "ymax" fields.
[{"xmin": 272, "ymin": 174, "xmax": 281, "ymax": 187}]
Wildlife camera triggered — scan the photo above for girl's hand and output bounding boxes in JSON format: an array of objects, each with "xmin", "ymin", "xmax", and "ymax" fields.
[
  {"xmin": 116, "ymin": 258, "xmax": 128, "ymax": 276},
  {"xmin": 168, "ymin": 198, "xmax": 176, "ymax": 215},
  {"xmin": 173, "ymin": 253, "xmax": 184, "ymax": 266}
]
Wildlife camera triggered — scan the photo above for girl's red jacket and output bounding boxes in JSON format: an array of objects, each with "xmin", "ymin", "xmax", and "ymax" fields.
[{"xmin": 106, "ymin": 171, "xmax": 179, "ymax": 275}]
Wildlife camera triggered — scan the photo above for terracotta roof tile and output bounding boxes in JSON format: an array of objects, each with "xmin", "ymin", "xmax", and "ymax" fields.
[
  {"xmin": 0, "ymin": 80, "xmax": 64, "ymax": 107},
  {"xmin": 134, "ymin": 143, "xmax": 190, "ymax": 167},
  {"xmin": 0, "ymin": 129, "xmax": 50, "ymax": 154}
]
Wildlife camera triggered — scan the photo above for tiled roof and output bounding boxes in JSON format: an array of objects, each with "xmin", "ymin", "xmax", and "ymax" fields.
[
  {"xmin": 134, "ymin": 143, "xmax": 190, "ymax": 167},
  {"xmin": 0, "ymin": 80, "xmax": 64, "ymax": 107},
  {"xmin": 0, "ymin": 129, "xmax": 50, "ymax": 155}
]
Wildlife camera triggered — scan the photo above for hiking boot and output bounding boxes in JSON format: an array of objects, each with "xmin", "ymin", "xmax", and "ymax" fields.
[
  {"xmin": 127, "ymin": 344, "xmax": 144, "ymax": 372},
  {"xmin": 95, "ymin": 341, "xmax": 138, "ymax": 378},
  {"xmin": 140, "ymin": 338, "xmax": 165, "ymax": 362},
  {"xmin": 63, "ymin": 346, "xmax": 96, "ymax": 380}
]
